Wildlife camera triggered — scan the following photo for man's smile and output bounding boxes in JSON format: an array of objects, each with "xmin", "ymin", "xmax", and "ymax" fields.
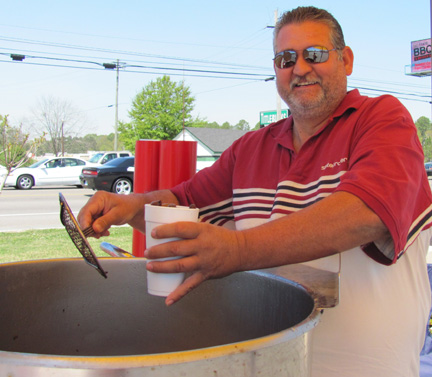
[
  {"xmin": 290, "ymin": 79, "xmax": 321, "ymax": 90},
  {"xmin": 295, "ymin": 81, "xmax": 319, "ymax": 87}
]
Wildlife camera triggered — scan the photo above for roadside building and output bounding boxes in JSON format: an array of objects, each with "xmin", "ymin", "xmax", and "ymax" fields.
[{"xmin": 174, "ymin": 127, "xmax": 249, "ymax": 171}]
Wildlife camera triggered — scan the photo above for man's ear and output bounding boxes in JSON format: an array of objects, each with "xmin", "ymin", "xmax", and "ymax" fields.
[{"xmin": 342, "ymin": 46, "xmax": 354, "ymax": 76}]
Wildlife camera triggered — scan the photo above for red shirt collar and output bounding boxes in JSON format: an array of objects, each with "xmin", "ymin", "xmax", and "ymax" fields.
[{"xmin": 269, "ymin": 89, "xmax": 367, "ymax": 150}]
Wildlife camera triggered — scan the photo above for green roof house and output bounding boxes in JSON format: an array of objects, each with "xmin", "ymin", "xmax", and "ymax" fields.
[{"xmin": 174, "ymin": 127, "xmax": 249, "ymax": 171}]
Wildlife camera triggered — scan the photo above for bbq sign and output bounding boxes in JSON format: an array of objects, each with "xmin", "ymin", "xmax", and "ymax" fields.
[{"xmin": 411, "ymin": 38, "xmax": 431, "ymax": 74}]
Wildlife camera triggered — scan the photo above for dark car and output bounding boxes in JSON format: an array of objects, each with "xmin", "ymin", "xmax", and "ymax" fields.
[
  {"xmin": 80, "ymin": 157, "xmax": 134, "ymax": 195},
  {"xmin": 426, "ymin": 162, "xmax": 432, "ymax": 177}
]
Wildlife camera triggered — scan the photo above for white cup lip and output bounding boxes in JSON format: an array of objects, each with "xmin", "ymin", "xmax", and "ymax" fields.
[{"xmin": 145, "ymin": 203, "xmax": 199, "ymax": 223}]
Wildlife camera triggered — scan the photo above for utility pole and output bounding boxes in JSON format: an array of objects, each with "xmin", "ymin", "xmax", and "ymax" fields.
[
  {"xmin": 275, "ymin": 9, "xmax": 282, "ymax": 121},
  {"xmin": 61, "ymin": 121, "xmax": 64, "ymax": 157},
  {"xmin": 115, "ymin": 59, "xmax": 119, "ymax": 151},
  {"xmin": 103, "ymin": 60, "xmax": 120, "ymax": 151}
]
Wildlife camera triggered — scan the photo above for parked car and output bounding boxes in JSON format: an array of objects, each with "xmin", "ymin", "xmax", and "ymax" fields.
[
  {"xmin": 1, "ymin": 157, "xmax": 97, "ymax": 189},
  {"xmin": 80, "ymin": 157, "xmax": 135, "ymax": 195},
  {"xmin": 88, "ymin": 151, "xmax": 132, "ymax": 165},
  {"xmin": 426, "ymin": 162, "xmax": 432, "ymax": 177}
]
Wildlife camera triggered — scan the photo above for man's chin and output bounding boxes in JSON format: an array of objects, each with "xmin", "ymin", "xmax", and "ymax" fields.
[{"xmin": 286, "ymin": 98, "xmax": 324, "ymax": 114}]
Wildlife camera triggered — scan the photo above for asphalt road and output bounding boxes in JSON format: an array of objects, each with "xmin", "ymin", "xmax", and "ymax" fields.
[{"xmin": 0, "ymin": 186, "xmax": 96, "ymax": 232}]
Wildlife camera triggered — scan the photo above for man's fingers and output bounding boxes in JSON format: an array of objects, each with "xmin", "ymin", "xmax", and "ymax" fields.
[
  {"xmin": 92, "ymin": 213, "xmax": 117, "ymax": 234},
  {"xmin": 77, "ymin": 191, "xmax": 111, "ymax": 229},
  {"xmin": 151, "ymin": 222, "xmax": 201, "ymax": 240},
  {"xmin": 146, "ymin": 253, "xmax": 199, "ymax": 273},
  {"xmin": 165, "ymin": 272, "xmax": 207, "ymax": 306}
]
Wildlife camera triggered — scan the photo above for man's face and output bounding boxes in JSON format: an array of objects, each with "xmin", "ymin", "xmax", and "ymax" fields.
[{"xmin": 274, "ymin": 21, "xmax": 353, "ymax": 119}]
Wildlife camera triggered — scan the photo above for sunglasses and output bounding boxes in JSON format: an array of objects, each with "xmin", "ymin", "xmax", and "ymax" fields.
[{"xmin": 274, "ymin": 46, "xmax": 339, "ymax": 69}]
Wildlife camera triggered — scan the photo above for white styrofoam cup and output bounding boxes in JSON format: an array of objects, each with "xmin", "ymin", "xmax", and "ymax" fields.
[{"xmin": 145, "ymin": 203, "xmax": 199, "ymax": 297}]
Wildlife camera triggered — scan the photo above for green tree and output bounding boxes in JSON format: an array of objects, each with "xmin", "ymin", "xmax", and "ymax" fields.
[
  {"xmin": 252, "ymin": 121, "xmax": 261, "ymax": 130},
  {"xmin": 82, "ymin": 134, "xmax": 99, "ymax": 151},
  {"xmin": 189, "ymin": 118, "xmax": 221, "ymax": 128},
  {"xmin": 415, "ymin": 116, "xmax": 432, "ymax": 161},
  {"xmin": 234, "ymin": 119, "xmax": 250, "ymax": 131},
  {"xmin": 220, "ymin": 121, "xmax": 232, "ymax": 129},
  {"xmin": 119, "ymin": 76, "xmax": 195, "ymax": 151},
  {"xmin": 423, "ymin": 137, "xmax": 432, "ymax": 162},
  {"xmin": 36, "ymin": 133, "xmax": 126, "ymax": 155},
  {"xmin": 99, "ymin": 134, "xmax": 114, "ymax": 150},
  {"xmin": 0, "ymin": 115, "xmax": 45, "ymax": 192}
]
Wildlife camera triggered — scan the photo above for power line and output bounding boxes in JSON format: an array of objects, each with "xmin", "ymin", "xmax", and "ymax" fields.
[
  {"xmin": 0, "ymin": 58, "xmax": 270, "ymax": 81},
  {"xmin": 0, "ymin": 51, "xmax": 274, "ymax": 80},
  {"xmin": 0, "ymin": 24, "xmax": 270, "ymax": 52},
  {"xmin": 1, "ymin": 37, "xmax": 429, "ymax": 92},
  {"xmin": 349, "ymin": 84, "xmax": 431, "ymax": 99},
  {"xmin": 0, "ymin": 50, "xmax": 430, "ymax": 103},
  {"xmin": 350, "ymin": 76, "xmax": 430, "ymax": 91},
  {"xmin": 348, "ymin": 85, "xmax": 431, "ymax": 103},
  {"xmin": 0, "ymin": 36, "xmax": 270, "ymax": 70}
]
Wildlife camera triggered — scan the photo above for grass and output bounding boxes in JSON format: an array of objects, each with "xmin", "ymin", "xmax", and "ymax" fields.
[{"xmin": 0, "ymin": 226, "xmax": 134, "ymax": 264}]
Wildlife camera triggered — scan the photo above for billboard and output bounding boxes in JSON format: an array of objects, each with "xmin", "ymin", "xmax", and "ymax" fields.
[{"xmin": 411, "ymin": 38, "xmax": 431, "ymax": 74}]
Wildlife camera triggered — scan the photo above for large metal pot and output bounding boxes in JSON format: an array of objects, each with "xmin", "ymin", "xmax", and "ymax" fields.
[{"xmin": 0, "ymin": 258, "xmax": 322, "ymax": 376}]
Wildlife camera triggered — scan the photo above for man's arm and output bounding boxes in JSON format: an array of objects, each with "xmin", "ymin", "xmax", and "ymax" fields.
[
  {"xmin": 145, "ymin": 191, "xmax": 389, "ymax": 305},
  {"xmin": 238, "ymin": 191, "xmax": 388, "ymax": 269}
]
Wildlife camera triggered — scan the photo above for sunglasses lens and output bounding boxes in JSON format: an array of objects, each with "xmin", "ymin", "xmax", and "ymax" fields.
[
  {"xmin": 303, "ymin": 47, "xmax": 329, "ymax": 63},
  {"xmin": 274, "ymin": 47, "xmax": 334, "ymax": 68},
  {"xmin": 274, "ymin": 51, "xmax": 297, "ymax": 69}
]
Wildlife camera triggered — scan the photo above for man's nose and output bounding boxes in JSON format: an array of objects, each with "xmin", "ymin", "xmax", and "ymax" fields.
[{"xmin": 292, "ymin": 56, "xmax": 313, "ymax": 76}]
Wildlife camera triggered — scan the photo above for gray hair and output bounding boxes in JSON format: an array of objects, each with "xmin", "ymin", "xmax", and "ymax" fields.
[{"xmin": 273, "ymin": 6, "xmax": 346, "ymax": 54}]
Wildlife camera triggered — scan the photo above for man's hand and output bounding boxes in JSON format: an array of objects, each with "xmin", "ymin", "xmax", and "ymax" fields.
[
  {"xmin": 144, "ymin": 221, "xmax": 245, "ymax": 306},
  {"xmin": 77, "ymin": 191, "xmax": 146, "ymax": 237},
  {"xmin": 77, "ymin": 189, "xmax": 180, "ymax": 237}
]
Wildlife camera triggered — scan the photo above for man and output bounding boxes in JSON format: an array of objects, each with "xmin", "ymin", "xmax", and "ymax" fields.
[{"xmin": 78, "ymin": 6, "xmax": 432, "ymax": 376}]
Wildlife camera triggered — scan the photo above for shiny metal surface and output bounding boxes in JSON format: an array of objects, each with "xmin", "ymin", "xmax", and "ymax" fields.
[
  {"xmin": 263, "ymin": 262, "xmax": 340, "ymax": 309},
  {"xmin": 99, "ymin": 242, "xmax": 135, "ymax": 258},
  {"xmin": 0, "ymin": 258, "xmax": 322, "ymax": 376}
]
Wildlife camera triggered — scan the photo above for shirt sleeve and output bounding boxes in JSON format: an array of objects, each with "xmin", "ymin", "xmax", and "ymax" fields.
[
  {"xmin": 335, "ymin": 95, "xmax": 432, "ymax": 264},
  {"xmin": 170, "ymin": 141, "xmax": 237, "ymax": 210}
]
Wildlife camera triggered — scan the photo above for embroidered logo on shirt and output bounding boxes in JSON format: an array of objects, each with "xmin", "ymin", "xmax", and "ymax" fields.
[{"xmin": 321, "ymin": 157, "xmax": 348, "ymax": 171}]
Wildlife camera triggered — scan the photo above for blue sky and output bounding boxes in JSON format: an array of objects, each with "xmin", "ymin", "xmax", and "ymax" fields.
[{"xmin": 1, "ymin": 0, "xmax": 431, "ymax": 136}]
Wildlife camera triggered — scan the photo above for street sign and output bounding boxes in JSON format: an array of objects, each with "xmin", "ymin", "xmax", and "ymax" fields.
[{"xmin": 260, "ymin": 109, "xmax": 290, "ymax": 126}]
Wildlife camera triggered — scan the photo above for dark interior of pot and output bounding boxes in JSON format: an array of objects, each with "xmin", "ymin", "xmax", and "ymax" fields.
[{"xmin": 0, "ymin": 259, "xmax": 314, "ymax": 357}]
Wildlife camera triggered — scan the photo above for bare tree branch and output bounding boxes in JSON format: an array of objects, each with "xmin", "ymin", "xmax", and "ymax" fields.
[{"xmin": 31, "ymin": 96, "xmax": 86, "ymax": 156}]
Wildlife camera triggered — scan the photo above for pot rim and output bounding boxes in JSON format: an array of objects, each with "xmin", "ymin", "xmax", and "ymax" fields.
[{"xmin": 0, "ymin": 259, "xmax": 322, "ymax": 369}]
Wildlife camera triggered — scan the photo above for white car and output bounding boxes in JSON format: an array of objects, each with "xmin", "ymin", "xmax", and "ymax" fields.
[
  {"xmin": 88, "ymin": 151, "xmax": 133, "ymax": 165},
  {"xmin": 2, "ymin": 157, "xmax": 97, "ymax": 190}
]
